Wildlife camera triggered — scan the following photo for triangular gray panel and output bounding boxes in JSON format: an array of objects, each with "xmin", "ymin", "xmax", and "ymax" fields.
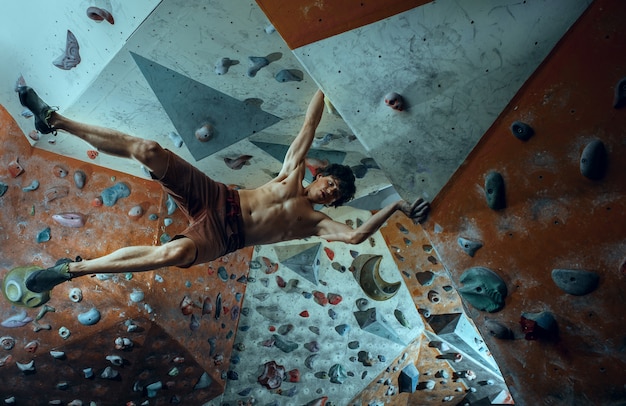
[
  {"xmin": 274, "ymin": 242, "xmax": 322, "ymax": 286},
  {"xmin": 132, "ymin": 52, "xmax": 282, "ymax": 161}
]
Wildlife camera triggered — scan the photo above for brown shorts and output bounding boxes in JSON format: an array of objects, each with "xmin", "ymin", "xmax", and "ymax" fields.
[{"xmin": 153, "ymin": 150, "xmax": 245, "ymax": 267}]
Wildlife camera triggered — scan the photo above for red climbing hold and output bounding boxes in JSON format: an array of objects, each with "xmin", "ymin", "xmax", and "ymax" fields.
[
  {"xmin": 313, "ymin": 291, "xmax": 328, "ymax": 306},
  {"xmin": 324, "ymin": 247, "xmax": 335, "ymax": 260},
  {"xmin": 299, "ymin": 310, "xmax": 310, "ymax": 318},
  {"xmin": 327, "ymin": 293, "xmax": 342, "ymax": 305}
]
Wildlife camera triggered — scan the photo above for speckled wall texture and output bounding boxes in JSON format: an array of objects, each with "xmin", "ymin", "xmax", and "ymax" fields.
[{"xmin": 426, "ymin": 1, "xmax": 626, "ymax": 404}]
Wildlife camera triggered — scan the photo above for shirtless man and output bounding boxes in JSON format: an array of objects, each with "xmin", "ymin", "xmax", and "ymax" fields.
[{"xmin": 15, "ymin": 87, "xmax": 429, "ymax": 295}]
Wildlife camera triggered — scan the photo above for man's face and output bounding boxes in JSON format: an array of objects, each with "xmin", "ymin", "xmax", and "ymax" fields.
[{"xmin": 311, "ymin": 175, "xmax": 341, "ymax": 205}]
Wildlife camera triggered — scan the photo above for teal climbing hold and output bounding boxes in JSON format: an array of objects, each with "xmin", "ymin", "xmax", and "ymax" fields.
[
  {"xmin": 580, "ymin": 139, "xmax": 607, "ymax": 180},
  {"xmin": 101, "ymin": 182, "xmax": 130, "ymax": 206},
  {"xmin": 510, "ymin": 121, "xmax": 534, "ymax": 141},
  {"xmin": 484, "ymin": 171, "xmax": 506, "ymax": 210}
]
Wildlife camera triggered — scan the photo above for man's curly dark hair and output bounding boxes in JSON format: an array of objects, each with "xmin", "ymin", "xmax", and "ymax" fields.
[{"xmin": 318, "ymin": 163, "xmax": 356, "ymax": 207}]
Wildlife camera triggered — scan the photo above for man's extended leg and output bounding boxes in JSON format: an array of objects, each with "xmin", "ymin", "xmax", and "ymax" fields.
[
  {"xmin": 16, "ymin": 87, "xmax": 198, "ymax": 293},
  {"xmin": 18, "ymin": 86, "xmax": 169, "ymax": 178},
  {"xmin": 26, "ymin": 239, "xmax": 197, "ymax": 293}
]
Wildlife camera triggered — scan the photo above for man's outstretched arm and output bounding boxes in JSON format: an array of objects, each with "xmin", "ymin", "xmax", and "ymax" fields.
[
  {"xmin": 279, "ymin": 90, "xmax": 325, "ymax": 176},
  {"xmin": 317, "ymin": 198, "xmax": 430, "ymax": 244}
]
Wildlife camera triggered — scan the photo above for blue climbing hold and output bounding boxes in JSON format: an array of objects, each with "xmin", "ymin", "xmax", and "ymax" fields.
[{"xmin": 101, "ymin": 182, "xmax": 130, "ymax": 206}]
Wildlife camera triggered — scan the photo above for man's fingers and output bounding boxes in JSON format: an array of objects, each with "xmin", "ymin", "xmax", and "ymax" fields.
[{"xmin": 410, "ymin": 201, "xmax": 430, "ymax": 219}]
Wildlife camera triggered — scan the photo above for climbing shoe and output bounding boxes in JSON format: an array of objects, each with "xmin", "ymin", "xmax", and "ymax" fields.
[
  {"xmin": 24, "ymin": 258, "xmax": 74, "ymax": 293},
  {"xmin": 17, "ymin": 86, "xmax": 57, "ymax": 135}
]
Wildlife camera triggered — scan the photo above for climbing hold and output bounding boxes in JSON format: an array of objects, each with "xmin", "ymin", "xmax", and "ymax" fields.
[
  {"xmin": 224, "ymin": 155, "xmax": 253, "ymax": 170},
  {"xmin": 8, "ymin": 157, "xmax": 24, "ymax": 178},
  {"xmin": 180, "ymin": 295, "xmax": 195, "ymax": 315},
  {"xmin": 129, "ymin": 289, "xmax": 144, "ymax": 303},
  {"xmin": 195, "ymin": 123, "xmax": 213, "ymax": 142},
  {"xmin": 384, "ymin": 92, "xmax": 404, "ymax": 111},
  {"xmin": 322, "ymin": 248, "xmax": 335, "ymax": 262},
  {"xmin": 427, "ymin": 290, "xmax": 441, "ymax": 303},
  {"xmin": 457, "ymin": 237, "xmax": 483, "ymax": 257},
  {"xmin": 52, "ymin": 212, "xmax": 85, "ymax": 228},
  {"xmin": 58, "ymin": 326, "xmax": 71, "ymax": 339},
  {"xmin": 28, "ymin": 130, "xmax": 39, "ymax": 141},
  {"xmin": 166, "ymin": 194, "xmax": 177, "ymax": 215},
  {"xmin": 398, "ymin": 363, "xmax": 419, "ymax": 393},
  {"xmin": 189, "ymin": 314, "xmax": 200, "ymax": 331},
  {"xmin": 520, "ymin": 311, "xmax": 558, "ymax": 341},
  {"xmin": 86, "ymin": 6, "xmax": 114, "ymax": 24},
  {"xmin": 164, "ymin": 132, "xmax": 182, "ymax": 150},
  {"xmin": 613, "ymin": 77, "xmax": 626, "ymax": 108},
  {"xmin": 329, "ymin": 364, "xmax": 348, "ymax": 384},
  {"xmin": 127, "ymin": 205, "xmax": 143, "ymax": 220},
  {"xmin": 92, "ymin": 197, "xmax": 103, "ymax": 207},
  {"xmin": 22, "ymin": 180, "xmax": 39, "ymax": 192},
  {"xmin": 484, "ymin": 319, "xmax": 513, "ymax": 339},
  {"xmin": 304, "ymin": 353, "xmax": 319, "ymax": 370},
  {"xmin": 69, "ymin": 288, "xmax": 83, "ymax": 303},
  {"xmin": 218, "ymin": 266, "xmax": 229, "ymax": 282},
  {"xmin": 0, "ymin": 182, "xmax": 7, "ymax": 197},
  {"xmin": 44, "ymin": 185, "xmax": 69, "ymax": 204},
  {"xmin": 258, "ymin": 360, "xmax": 286, "ymax": 389},
  {"xmin": 101, "ymin": 182, "xmax": 130, "ymax": 206},
  {"xmin": 580, "ymin": 139, "xmax": 607, "ymax": 180},
  {"xmin": 214, "ymin": 57, "xmax": 237, "ymax": 75},
  {"xmin": 335, "ymin": 324, "xmax": 350, "ymax": 336},
  {"xmin": 100, "ymin": 366, "xmax": 119, "ymax": 379},
  {"xmin": 16, "ymin": 360, "xmax": 35, "ymax": 373},
  {"xmin": 394, "ymin": 309, "xmax": 411, "ymax": 329},
  {"xmin": 305, "ymin": 340, "xmax": 321, "ymax": 352},
  {"xmin": 247, "ymin": 56, "xmax": 269, "ymax": 77},
  {"xmin": 351, "ymin": 164, "xmax": 368, "ymax": 179},
  {"xmin": 415, "ymin": 271, "xmax": 435, "ymax": 286},
  {"xmin": 53, "ymin": 165, "xmax": 68, "ymax": 178},
  {"xmin": 50, "ymin": 350, "xmax": 65, "ymax": 359},
  {"xmin": 0, "ymin": 336, "xmax": 15, "ymax": 350},
  {"xmin": 2, "ymin": 310, "xmax": 33, "ymax": 328},
  {"xmin": 351, "ymin": 254, "xmax": 401, "ymax": 301},
  {"xmin": 275, "ymin": 69, "xmax": 303, "ymax": 82},
  {"xmin": 328, "ymin": 293, "xmax": 342, "ymax": 305},
  {"xmin": 106, "ymin": 355, "xmax": 123, "ymax": 366},
  {"xmin": 53, "ymin": 30, "xmax": 81, "ymax": 70},
  {"xmin": 37, "ymin": 227, "xmax": 51, "ymax": 243},
  {"xmin": 458, "ymin": 267, "xmax": 507, "ymax": 312},
  {"xmin": 73, "ymin": 170, "xmax": 86, "ymax": 189},
  {"xmin": 36, "ymin": 304, "xmax": 55, "ymax": 320},
  {"xmin": 510, "ymin": 121, "xmax": 534, "ymax": 141},
  {"xmin": 355, "ymin": 298, "xmax": 369, "ymax": 311},
  {"xmin": 551, "ymin": 268, "xmax": 599, "ymax": 296},
  {"xmin": 313, "ymin": 291, "xmax": 328, "ymax": 306},
  {"xmin": 484, "ymin": 171, "xmax": 506, "ymax": 210},
  {"xmin": 87, "ymin": 150, "xmax": 99, "ymax": 159},
  {"xmin": 23, "ymin": 340, "xmax": 37, "ymax": 354}
]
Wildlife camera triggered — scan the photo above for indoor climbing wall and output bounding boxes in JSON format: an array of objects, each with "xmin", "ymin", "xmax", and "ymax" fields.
[
  {"xmin": 424, "ymin": 1, "xmax": 626, "ymax": 404},
  {"xmin": 0, "ymin": 105, "xmax": 255, "ymax": 404}
]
